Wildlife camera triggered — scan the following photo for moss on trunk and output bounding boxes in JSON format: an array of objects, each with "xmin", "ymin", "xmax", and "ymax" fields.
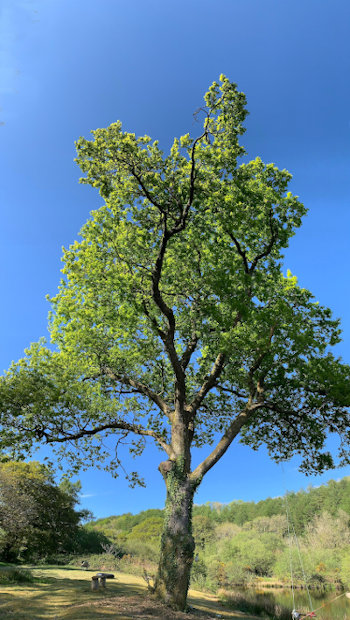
[{"xmin": 154, "ymin": 459, "xmax": 195, "ymax": 611}]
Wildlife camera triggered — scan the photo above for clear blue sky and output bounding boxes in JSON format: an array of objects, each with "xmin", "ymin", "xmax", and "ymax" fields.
[{"xmin": 1, "ymin": 0, "xmax": 350, "ymax": 519}]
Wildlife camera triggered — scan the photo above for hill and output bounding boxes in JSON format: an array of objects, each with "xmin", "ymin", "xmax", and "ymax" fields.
[
  {"xmin": 83, "ymin": 477, "xmax": 350, "ymax": 593},
  {"xmin": 87, "ymin": 476, "xmax": 350, "ymax": 540}
]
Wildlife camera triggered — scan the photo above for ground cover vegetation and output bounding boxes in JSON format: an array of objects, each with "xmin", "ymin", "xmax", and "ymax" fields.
[{"xmin": 1, "ymin": 76, "xmax": 350, "ymax": 611}]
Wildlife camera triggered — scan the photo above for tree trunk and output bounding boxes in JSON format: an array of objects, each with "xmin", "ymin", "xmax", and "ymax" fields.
[{"xmin": 154, "ymin": 459, "xmax": 196, "ymax": 611}]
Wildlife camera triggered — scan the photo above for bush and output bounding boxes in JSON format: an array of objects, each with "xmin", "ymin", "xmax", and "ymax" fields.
[
  {"xmin": 224, "ymin": 560, "xmax": 255, "ymax": 586},
  {"xmin": 340, "ymin": 548, "xmax": 350, "ymax": 587},
  {"xmin": 273, "ymin": 546, "xmax": 341, "ymax": 587},
  {"xmin": 206, "ymin": 559, "xmax": 230, "ymax": 590},
  {"xmin": 69, "ymin": 553, "xmax": 119, "ymax": 571},
  {"xmin": 0, "ymin": 567, "xmax": 35, "ymax": 584},
  {"xmin": 221, "ymin": 531, "xmax": 281, "ymax": 578},
  {"xmin": 123, "ymin": 539, "xmax": 160, "ymax": 563},
  {"xmin": 190, "ymin": 556, "xmax": 207, "ymax": 589},
  {"xmin": 74, "ymin": 527, "xmax": 112, "ymax": 554},
  {"xmin": 40, "ymin": 553, "xmax": 74, "ymax": 565}
]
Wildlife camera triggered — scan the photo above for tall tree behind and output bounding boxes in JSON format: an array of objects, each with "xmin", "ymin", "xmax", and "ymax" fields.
[{"xmin": 0, "ymin": 76, "xmax": 349, "ymax": 609}]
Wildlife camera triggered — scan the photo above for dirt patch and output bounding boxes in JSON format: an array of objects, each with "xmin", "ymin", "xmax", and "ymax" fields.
[{"xmin": 70, "ymin": 593, "xmax": 228, "ymax": 619}]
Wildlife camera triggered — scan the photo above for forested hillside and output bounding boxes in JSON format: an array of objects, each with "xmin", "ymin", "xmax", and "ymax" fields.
[
  {"xmin": 89, "ymin": 476, "xmax": 350, "ymax": 538},
  {"xmin": 84, "ymin": 477, "xmax": 350, "ymax": 591}
]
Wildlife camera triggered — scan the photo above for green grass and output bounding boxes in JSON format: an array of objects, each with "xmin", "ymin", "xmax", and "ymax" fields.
[{"xmin": 0, "ymin": 565, "xmax": 260, "ymax": 619}]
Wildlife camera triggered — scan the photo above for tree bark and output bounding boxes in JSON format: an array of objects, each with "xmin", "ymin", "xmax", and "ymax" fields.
[{"xmin": 154, "ymin": 459, "xmax": 196, "ymax": 611}]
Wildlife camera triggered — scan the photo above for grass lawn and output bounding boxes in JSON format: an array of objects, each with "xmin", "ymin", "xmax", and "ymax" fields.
[{"xmin": 0, "ymin": 566, "xmax": 259, "ymax": 619}]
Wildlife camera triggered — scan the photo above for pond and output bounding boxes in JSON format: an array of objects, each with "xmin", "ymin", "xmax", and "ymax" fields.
[
  {"xmin": 225, "ymin": 587, "xmax": 350, "ymax": 619},
  {"xmin": 273, "ymin": 588, "xmax": 349, "ymax": 619}
]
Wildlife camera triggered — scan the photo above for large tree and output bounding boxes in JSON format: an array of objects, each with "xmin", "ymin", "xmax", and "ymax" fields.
[
  {"xmin": 0, "ymin": 461, "xmax": 89, "ymax": 561},
  {"xmin": 1, "ymin": 76, "xmax": 349, "ymax": 609}
]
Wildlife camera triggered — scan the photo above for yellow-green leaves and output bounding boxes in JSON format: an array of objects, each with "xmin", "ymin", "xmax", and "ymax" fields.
[{"xmin": 0, "ymin": 76, "xmax": 349, "ymax": 480}]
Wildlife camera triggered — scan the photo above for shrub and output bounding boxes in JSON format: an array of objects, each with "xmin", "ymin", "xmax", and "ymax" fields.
[
  {"xmin": 69, "ymin": 553, "xmax": 119, "ymax": 571},
  {"xmin": 340, "ymin": 548, "xmax": 350, "ymax": 587},
  {"xmin": 190, "ymin": 556, "xmax": 207, "ymax": 589},
  {"xmin": 221, "ymin": 531, "xmax": 281, "ymax": 577},
  {"xmin": 0, "ymin": 567, "xmax": 35, "ymax": 584},
  {"xmin": 123, "ymin": 539, "xmax": 160, "ymax": 563},
  {"xmin": 273, "ymin": 546, "xmax": 341, "ymax": 587},
  {"xmin": 41, "ymin": 553, "xmax": 74, "ymax": 565}
]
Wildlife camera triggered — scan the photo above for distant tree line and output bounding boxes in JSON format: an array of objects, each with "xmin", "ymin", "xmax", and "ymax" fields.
[
  {"xmin": 88, "ymin": 476, "xmax": 350, "ymax": 539},
  {"xmin": 192, "ymin": 476, "xmax": 350, "ymax": 534}
]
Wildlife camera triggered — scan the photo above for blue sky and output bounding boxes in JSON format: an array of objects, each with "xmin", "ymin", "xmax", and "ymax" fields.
[{"xmin": 1, "ymin": 0, "xmax": 350, "ymax": 519}]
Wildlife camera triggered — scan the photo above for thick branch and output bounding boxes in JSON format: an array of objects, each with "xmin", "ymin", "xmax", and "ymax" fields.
[
  {"xmin": 130, "ymin": 165, "xmax": 165, "ymax": 214},
  {"xmin": 152, "ymin": 229, "xmax": 177, "ymax": 335},
  {"xmin": 180, "ymin": 334, "xmax": 199, "ymax": 370},
  {"xmin": 188, "ymin": 352, "xmax": 226, "ymax": 417},
  {"xmin": 190, "ymin": 403, "xmax": 261, "ymax": 483},
  {"xmin": 228, "ymin": 232, "xmax": 249, "ymax": 273},
  {"xmin": 172, "ymin": 130, "xmax": 207, "ymax": 232},
  {"xmin": 100, "ymin": 366, "xmax": 171, "ymax": 418},
  {"xmin": 247, "ymin": 325, "xmax": 275, "ymax": 395}
]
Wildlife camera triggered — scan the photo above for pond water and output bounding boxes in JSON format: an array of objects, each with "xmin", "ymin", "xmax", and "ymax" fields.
[
  {"xmin": 231, "ymin": 587, "xmax": 350, "ymax": 619},
  {"xmin": 272, "ymin": 588, "xmax": 349, "ymax": 619}
]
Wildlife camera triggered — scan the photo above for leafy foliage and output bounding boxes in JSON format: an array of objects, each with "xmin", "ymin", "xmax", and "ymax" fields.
[
  {"xmin": 0, "ymin": 75, "xmax": 349, "ymax": 609},
  {"xmin": 0, "ymin": 461, "xmax": 90, "ymax": 562},
  {"xmin": 0, "ymin": 76, "xmax": 349, "ymax": 481}
]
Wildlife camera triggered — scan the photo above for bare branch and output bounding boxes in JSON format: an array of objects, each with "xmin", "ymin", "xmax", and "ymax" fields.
[
  {"xmin": 249, "ymin": 210, "xmax": 277, "ymax": 273},
  {"xmin": 41, "ymin": 420, "xmax": 174, "ymax": 458},
  {"xmin": 101, "ymin": 366, "xmax": 171, "ymax": 418},
  {"xmin": 188, "ymin": 352, "xmax": 226, "ymax": 417}
]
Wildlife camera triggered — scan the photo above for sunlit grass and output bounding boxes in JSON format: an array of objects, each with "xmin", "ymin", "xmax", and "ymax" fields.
[{"xmin": 0, "ymin": 566, "xmax": 257, "ymax": 619}]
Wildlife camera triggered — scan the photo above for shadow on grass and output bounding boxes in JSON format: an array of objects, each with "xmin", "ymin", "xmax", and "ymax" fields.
[
  {"xmin": 0, "ymin": 572, "xmax": 147, "ymax": 620},
  {"xmin": 0, "ymin": 569, "xmax": 259, "ymax": 619}
]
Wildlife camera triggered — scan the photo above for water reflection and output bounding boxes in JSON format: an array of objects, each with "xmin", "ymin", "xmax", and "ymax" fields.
[{"xmin": 232, "ymin": 587, "xmax": 350, "ymax": 620}]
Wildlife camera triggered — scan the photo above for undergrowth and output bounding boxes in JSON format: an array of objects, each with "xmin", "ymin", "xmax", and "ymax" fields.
[{"xmin": 0, "ymin": 567, "xmax": 35, "ymax": 584}]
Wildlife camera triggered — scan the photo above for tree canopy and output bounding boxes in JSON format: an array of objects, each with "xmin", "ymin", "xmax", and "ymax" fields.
[
  {"xmin": 0, "ymin": 461, "xmax": 89, "ymax": 561},
  {"xmin": 0, "ymin": 75, "xmax": 349, "ymax": 609}
]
